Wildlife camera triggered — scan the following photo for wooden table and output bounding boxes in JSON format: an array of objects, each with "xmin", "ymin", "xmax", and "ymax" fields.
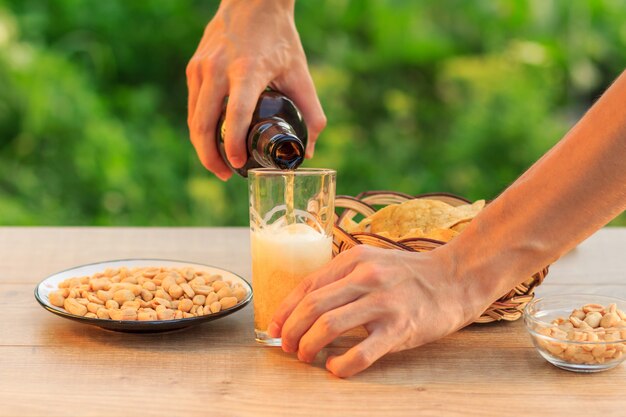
[{"xmin": 1, "ymin": 227, "xmax": 625, "ymax": 417}]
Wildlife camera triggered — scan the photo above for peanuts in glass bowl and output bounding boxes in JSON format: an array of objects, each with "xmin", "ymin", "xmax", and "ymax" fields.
[
  {"xmin": 524, "ymin": 295, "xmax": 626, "ymax": 372},
  {"xmin": 48, "ymin": 266, "xmax": 249, "ymax": 321}
]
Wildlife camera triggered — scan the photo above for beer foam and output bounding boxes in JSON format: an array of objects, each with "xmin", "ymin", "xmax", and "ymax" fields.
[{"xmin": 251, "ymin": 223, "xmax": 332, "ymax": 330}]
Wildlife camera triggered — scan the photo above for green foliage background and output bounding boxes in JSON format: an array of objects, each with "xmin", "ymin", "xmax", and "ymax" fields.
[{"xmin": 0, "ymin": 0, "xmax": 624, "ymax": 226}]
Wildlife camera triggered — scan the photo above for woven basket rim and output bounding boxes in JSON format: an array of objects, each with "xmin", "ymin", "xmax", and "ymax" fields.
[{"xmin": 351, "ymin": 190, "xmax": 472, "ymax": 203}]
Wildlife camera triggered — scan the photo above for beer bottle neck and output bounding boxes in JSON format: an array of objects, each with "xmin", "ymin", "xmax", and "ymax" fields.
[{"xmin": 249, "ymin": 118, "xmax": 305, "ymax": 170}]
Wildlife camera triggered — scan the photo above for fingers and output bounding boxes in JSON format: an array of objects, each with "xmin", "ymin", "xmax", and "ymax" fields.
[
  {"xmin": 280, "ymin": 273, "xmax": 367, "ymax": 353},
  {"xmin": 296, "ymin": 296, "xmax": 383, "ymax": 363},
  {"xmin": 268, "ymin": 250, "xmax": 361, "ymax": 337},
  {"xmin": 278, "ymin": 65, "xmax": 326, "ymax": 158},
  {"xmin": 223, "ymin": 75, "xmax": 266, "ymax": 168},
  {"xmin": 326, "ymin": 327, "xmax": 392, "ymax": 378},
  {"xmin": 189, "ymin": 80, "xmax": 232, "ymax": 180}
]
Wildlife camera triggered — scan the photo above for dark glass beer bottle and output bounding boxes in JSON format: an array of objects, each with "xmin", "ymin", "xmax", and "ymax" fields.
[{"xmin": 217, "ymin": 90, "xmax": 308, "ymax": 177}]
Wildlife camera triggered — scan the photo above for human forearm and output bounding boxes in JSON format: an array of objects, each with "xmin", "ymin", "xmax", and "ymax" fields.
[{"xmin": 450, "ymin": 71, "xmax": 626, "ymax": 320}]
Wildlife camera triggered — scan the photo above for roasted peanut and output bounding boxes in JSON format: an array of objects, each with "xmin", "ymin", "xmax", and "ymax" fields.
[
  {"xmin": 193, "ymin": 285, "xmax": 213, "ymax": 296},
  {"xmin": 152, "ymin": 297, "xmax": 171, "ymax": 309},
  {"xmin": 110, "ymin": 308, "xmax": 137, "ymax": 321},
  {"xmin": 180, "ymin": 283, "xmax": 195, "ymax": 298},
  {"xmin": 192, "ymin": 295, "xmax": 206, "ymax": 306},
  {"xmin": 64, "ymin": 298, "xmax": 87, "ymax": 316},
  {"xmin": 121, "ymin": 276, "xmax": 138, "ymax": 285},
  {"xmin": 190, "ymin": 277, "xmax": 205, "ymax": 287},
  {"xmin": 142, "ymin": 268, "xmax": 160, "ymax": 278},
  {"xmin": 87, "ymin": 293, "xmax": 104, "ymax": 305},
  {"xmin": 168, "ymin": 284, "xmax": 184, "ymax": 299},
  {"xmin": 90, "ymin": 278, "xmax": 111, "ymax": 291},
  {"xmin": 87, "ymin": 302, "xmax": 101, "ymax": 314},
  {"xmin": 96, "ymin": 308, "xmax": 110, "ymax": 319},
  {"xmin": 122, "ymin": 300, "xmax": 141, "ymax": 311},
  {"xmin": 220, "ymin": 297, "xmax": 238, "ymax": 310},
  {"xmin": 569, "ymin": 316, "xmax": 584, "ymax": 328},
  {"xmin": 140, "ymin": 289, "xmax": 154, "ymax": 302},
  {"xmin": 233, "ymin": 287, "xmax": 247, "ymax": 302},
  {"xmin": 205, "ymin": 292, "xmax": 219, "ymax": 307},
  {"xmin": 49, "ymin": 290, "xmax": 66, "ymax": 307},
  {"xmin": 161, "ymin": 275, "xmax": 176, "ymax": 292},
  {"xmin": 157, "ymin": 308, "xmax": 175, "ymax": 320},
  {"xmin": 601, "ymin": 312, "xmax": 620, "ymax": 328},
  {"xmin": 583, "ymin": 312, "xmax": 602, "ymax": 328},
  {"xmin": 207, "ymin": 274, "xmax": 222, "ymax": 284},
  {"xmin": 571, "ymin": 309, "xmax": 586, "ymax": 320},
  {"xmin": 178, "ymin": 299, "xmax": 193, "ymax": 313},
  {"xmin": 113, "ymin": 289, "xmax": 135, "ymax": 305},
  {"xmin": 75, "ymin": 298, "xmax": 89, "ymax": 306},
  {"xmin": 583, "ymin": 303, "xmax": 604, "ymax": 313},
  {"xmin": 216, "ymin": 286, "xmax": 232, "ymax": 300},
  {"xmin": 138, "ymin": 309, "xmax": 158, "ymax": 321},
  {"xmin": 154, "ymin": 289, "xmax": 172, "ymax": 302},
  {"xmin": 209, "ymin": 301, "xmax": 221, "ymax": 313}
]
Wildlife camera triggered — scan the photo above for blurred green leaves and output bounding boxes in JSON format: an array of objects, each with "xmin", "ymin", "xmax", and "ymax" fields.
[{"xmin": 0, "ymin": 0, "xmax": 624, "ymax": 226}]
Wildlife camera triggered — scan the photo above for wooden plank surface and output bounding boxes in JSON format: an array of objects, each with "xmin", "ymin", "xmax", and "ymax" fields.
[{"xmin": 0, "ymin": 227, "xmax": 625, "ymax": 417}]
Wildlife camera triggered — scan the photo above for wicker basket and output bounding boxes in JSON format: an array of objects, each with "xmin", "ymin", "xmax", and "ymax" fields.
[{"xmin": 332, "ymin": 191, "xmax": 549, "ymax": 323}]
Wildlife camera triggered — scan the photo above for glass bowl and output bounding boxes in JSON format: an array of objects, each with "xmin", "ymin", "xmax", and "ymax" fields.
[{"xmin": 524, "ymin": 294, "xmax": 626, "ymax": 372}]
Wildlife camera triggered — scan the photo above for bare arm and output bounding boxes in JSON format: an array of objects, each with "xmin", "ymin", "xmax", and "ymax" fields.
[
  {"xmin": 456, "ymin": 70, "xmax": 626, "ymax": 319},
  {"xmin": 269, "ymin": 70, "xmax": 626, "ymax": 378}
]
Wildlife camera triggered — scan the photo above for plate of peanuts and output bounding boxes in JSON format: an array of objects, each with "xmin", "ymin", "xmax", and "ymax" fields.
[{"xmin": 34, "ymin": 259, "xmax": 252, "ymax": 332}]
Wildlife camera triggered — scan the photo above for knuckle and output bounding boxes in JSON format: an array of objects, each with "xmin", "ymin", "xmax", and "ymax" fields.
[
  {"xmin": 297, "ymin": 341, "xmax": 314, "ymax": 359},
  {"xmin": 318, "ymin": 312, "xmax": 338, "ymax": 334},
  {"xmin": 226, "ymin": 101, "xmax": 253, "ymax": 121},
  {"xmin": 281, "ymin": 335, "xmax": 296, "ymax": 352},
  {"xmin": 201, "ymin": 60, "xmax": 219, "ymax": 78},
  {"xmin": 365, "ymin": 266, "xmax": 386, "ymax": 286},
  {"xmin": 300, "ymin": 276, "xmax": 314, "ymax": 293},
  {"xmin": 351, "ymin": 347, "xmax": 373, "ymax": 369},
  {"xmin": 185, "ymin": 59, "xmax": 199, "ymax": 78},
  {"xmin": 348, "ymin": 244, "xmax": 371, "ymax": 260},
  {"xmin": 229, "ymin": 57, "xmax": 257, "ymax": 77},
  {"xmin": 309, "ymin": 114, "xmax": 327, "ymax": 134},
  {"xmin": 190, "ymin": 118, "xmax": 211, "ymax": 135},
  {"xmin": 352, "ymin": 263, "xmax": 386, "ymax": 288},
  {"xmin": 301, "ymin": 294, "xmax": 321, "ymax": 318}
]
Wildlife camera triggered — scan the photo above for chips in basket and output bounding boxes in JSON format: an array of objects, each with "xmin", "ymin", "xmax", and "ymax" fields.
[{"xmin": 343, "ymin": 198, "xmax": 485, "ymax": 242}]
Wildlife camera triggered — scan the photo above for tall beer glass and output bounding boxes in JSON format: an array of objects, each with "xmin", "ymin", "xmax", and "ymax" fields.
[{"xmin": 248, "ymin": 168, "xmax": 336, "ymax": 345}]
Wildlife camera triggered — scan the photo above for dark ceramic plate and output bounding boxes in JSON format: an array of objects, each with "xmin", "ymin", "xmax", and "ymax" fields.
[{"xmin": 34, "ymin": 259, "xmax": 252, "ymax": 333}]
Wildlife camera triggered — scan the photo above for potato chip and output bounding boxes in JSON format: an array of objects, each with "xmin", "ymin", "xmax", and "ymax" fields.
[
  {"xmin": 397, "ymin": 227, "xmax": 426, "ymax": 240},
  {"xmin": 348, "ymin": 198, "xmax": 484, "ymax": 241},
  {"xmin": 450, "ymin": 220, "xmax": 470, "ymax": 233},
  {"xmin": 421, "ymin": 228, "xmax": 459, "ymax": 242}
]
